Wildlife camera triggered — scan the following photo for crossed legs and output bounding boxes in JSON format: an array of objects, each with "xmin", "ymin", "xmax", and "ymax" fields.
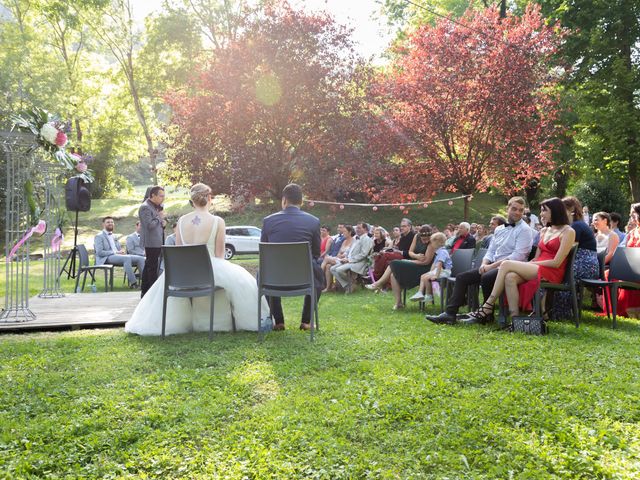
[{"xmin": 477, "ymin": 260, "xmax": 540, "ymax": 317}]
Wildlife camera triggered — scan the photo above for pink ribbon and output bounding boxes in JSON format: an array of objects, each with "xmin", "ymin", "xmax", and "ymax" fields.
[
  {"xmin": 6, "ymin": 220, "xmax": 47, "ymax": 263},
  {"xmin": 51, "ymin": 227, "xmax": 63, "ymax": 252}
]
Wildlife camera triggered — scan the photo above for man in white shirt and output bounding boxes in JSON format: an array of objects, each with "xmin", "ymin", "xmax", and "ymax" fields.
[
  {"xmin": 94, "ymin": 217, "xmax": 146, "ymax": 288},
  {"xmin": 426, "ymin": 197, "xmax": 534, "ymax": 325},
  {"xmin": 125, "ymin": 221, "xmax": 145, "ymax": 256}
]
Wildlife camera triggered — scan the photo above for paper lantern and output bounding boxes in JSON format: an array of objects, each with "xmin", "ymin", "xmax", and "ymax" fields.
[
  {"xmin": 339, "ymin": 204, "xmax": 345, "ymax": 210},
  {"xmin": 422, "ymin": 203, "xmax": 429, "ymax": 208},
  {"xmin": 448, "ymin": 200, "xmax": 454, "ymax": 206},
  {"xmin": 308, "ymin": 201, "xmax": 315, "ymax": 207},
  {"xmin": 372, "ymin": 206, "xmax": 378, "ymax": 211}
]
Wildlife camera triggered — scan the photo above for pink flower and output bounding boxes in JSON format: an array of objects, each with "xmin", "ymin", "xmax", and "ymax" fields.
[
  {"xmin": 55, "ymin": 131, "xmax": 68, "ymax": 147},
  {"xmin": 76, "ymin": 161, "xmax": 87, "ymax": 173}
]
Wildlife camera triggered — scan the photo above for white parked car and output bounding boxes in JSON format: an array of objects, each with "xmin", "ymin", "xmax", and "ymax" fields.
[{"xmin": 224, "ymin": 226, "xmax": 261, "ymax": 260}]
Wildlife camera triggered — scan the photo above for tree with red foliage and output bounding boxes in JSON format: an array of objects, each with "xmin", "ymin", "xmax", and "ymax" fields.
[
  {"xmin": 165, "ymin": 3, "xmax": 372, "ymax": 203},
  {"xmin": 375, "ymin": 5, "xmax": 565, "ymax": 219}
]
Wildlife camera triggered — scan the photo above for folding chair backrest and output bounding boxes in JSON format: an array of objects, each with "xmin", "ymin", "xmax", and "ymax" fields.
[
  {"xmin": 163, "ymin": 245, "xmax": 214, "ymax": 289},
  {"xmin": 450, "ymin": 248, "xmax": 475, "ymax": 277},
  {"xmin": 472, "ymin": 248, "xmax": 488, "ymax": 269},
  {"xmin": 609, "ymin": 247, "xmax": 640, "ymax": 283},
  {"xmin": 561, "ymin": 244, "xmax": 579, "ymax": 284},
  {"xmin": 77, "ymin": 244, "xmax": 90, "ymax": 268},
  {"xmin": 259, "ymin": 242, "xmax": 312, "ymax": 288}
]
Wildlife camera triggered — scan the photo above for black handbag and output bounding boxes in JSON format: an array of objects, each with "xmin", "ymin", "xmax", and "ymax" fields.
[{"xmin": 510, "ymin": 316, "xmax": 548, "ymax": 335}]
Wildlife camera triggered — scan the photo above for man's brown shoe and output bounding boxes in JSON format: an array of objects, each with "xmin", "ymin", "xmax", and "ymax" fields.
[
  {"xmin": 299, "ymin": 323, "xmax": 311, "ymax": 331},
  {"xmin": 273, "ymin": 323, "xmax": 285, "ymax": 331}
]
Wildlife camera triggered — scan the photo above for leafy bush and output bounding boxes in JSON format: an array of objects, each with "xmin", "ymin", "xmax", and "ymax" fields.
[{"xmin": 571, "ymin": 178, "xmax": 629, "ymax": 219}]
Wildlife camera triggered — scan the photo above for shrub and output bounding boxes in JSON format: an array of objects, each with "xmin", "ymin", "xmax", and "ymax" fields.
[{"xmin": 571, "ymin": 178, "xmax": 629, "ymax": 221}]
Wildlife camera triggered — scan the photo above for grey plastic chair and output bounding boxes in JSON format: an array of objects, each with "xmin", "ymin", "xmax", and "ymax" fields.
[
  {"xmin": 74, "ymin": 244, "xmax": 113, "ymax": 292},
  {"xmin": 581, "ymin": 247, "xmax": 640, "ymax": 329},
  {"xmin": 533, "ymin": 244, "xmax": 580, "ymax": 327},
  {"xmin": 258, "ymin": 242, "xmax": 318, "ymax": 341},
  {"xmin": 419, "ymin": 248, "xmax": 475, "ymax": 312},
  {"xmin": 162, "ymin": 245, "xmax": 222, "ymax": 340}
]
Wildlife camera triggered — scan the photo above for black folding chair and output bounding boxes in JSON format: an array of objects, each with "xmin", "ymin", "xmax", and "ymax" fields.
[
  {"xmin": 74, "ymin": 244, "xmax": 113, "ymax": 292},
  {"xmin": 581, "ymin": 247, "xmax": 640, "ymax": 329},
  {"xmin": 258, "ymin": 242, "xmax": 319, "ymax": 341},
  {"xmin": 162, "ymin": 245, "xmax": 222, "ymax": 340},
  {"xmin": 533, "ymin": 244, "xmax": 580, "ymax": 327}
]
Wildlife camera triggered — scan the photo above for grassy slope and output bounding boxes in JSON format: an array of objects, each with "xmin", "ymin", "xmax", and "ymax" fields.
[{"xmin": 0, "ymin": 293, "xmax": 639, "ymax": 478}]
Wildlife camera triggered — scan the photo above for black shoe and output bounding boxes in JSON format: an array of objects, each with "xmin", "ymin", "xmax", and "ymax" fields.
[
  {"xmin": 129, "ymin": 282, "xmax": 139, "ymax": 289},
  {"xmin": 425, "ymin": 312, "xmax": 456, "ymax": 325}
]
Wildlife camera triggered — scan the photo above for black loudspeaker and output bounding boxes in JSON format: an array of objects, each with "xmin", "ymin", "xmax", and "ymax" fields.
[{"xmin": 65, "ymin": 177, "xmax": 91, "ymax": 212}]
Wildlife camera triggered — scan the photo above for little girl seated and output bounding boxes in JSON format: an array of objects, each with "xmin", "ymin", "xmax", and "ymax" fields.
[{"xmin": 410, "ymin": 232, "xmax": 452, "ymax": 303}]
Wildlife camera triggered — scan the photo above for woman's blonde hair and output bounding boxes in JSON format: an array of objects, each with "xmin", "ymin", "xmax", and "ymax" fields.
[
  {"xmin": 430, "ymin": 232, "xmax": 447, "ymax": 248},
  {"xmin": 190, "ymin": 183, "xmax": 212, "ymax": 207}
]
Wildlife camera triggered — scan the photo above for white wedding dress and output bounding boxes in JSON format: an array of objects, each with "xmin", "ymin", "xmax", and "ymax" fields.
[{"xmin": 125, "ymin": 215, "xmax": 269, "ymax": 335}]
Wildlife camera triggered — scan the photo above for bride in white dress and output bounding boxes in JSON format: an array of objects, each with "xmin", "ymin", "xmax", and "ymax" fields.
[{"xmin": 125, "ymin": 183, "xmax": 269, "ymax": 335}]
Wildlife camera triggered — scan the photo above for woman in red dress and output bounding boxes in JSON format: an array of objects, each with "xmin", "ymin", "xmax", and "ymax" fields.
[
  {"xmin": 603, "ymin": 203, "xmax": 640, "ymax": 317},
  {"xmin": 465, "ymin": 197, "xmax": 576, "ymax": 322}
]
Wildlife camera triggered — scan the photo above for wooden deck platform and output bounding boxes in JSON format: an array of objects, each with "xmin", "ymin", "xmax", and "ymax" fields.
[{"xmin": 0, "ymin": 292, "xmax": 139, "ymax": 333}]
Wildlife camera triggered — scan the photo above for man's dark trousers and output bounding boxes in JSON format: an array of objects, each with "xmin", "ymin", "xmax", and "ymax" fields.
[
  {"xmin": 141, "ymin": 247, "xmax": 161, "ymax": 297},
  {"xmin": 445, "ymin": 268, "xmax": 500, "ymax": 315}
]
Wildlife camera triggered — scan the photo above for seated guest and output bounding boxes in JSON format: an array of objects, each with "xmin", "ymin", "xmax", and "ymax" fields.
[
  {"xmin": 372, "ymin": 226, "xmax": 392, "ymax": 253},
  {"xmin": 371, "ymin": 218, "xmax": 416, "ymax": 283},
  {"xmin": 95, "ymin": 216, "xmax": 146, "ymax": 289},
  {"xmin": 390, "ymin": 226, "xmax": 401, "ymax": 246},
  {"xmin": 367, "ymin": 225, "xmax": 435, "ymax": 309},
  {"xmin": 321, "ymin": 225, "xmax": 354, "ymax": 292},
  {"xmin": 126, "ymin": 221, "xmax": 145, "ymax": 256},
  {"xmin": 410, "ymin": 232, "xmax": 452, "ymax": 303},
  {"xmin": 603, "ymin": 203, "xmax": 640, "ymax": 317},
  {"xmin": 159, "ymin": 225, "xmax": 177, "ymax": 274},
  {"xmin": 593, "ymin": 211, "xmax": 619, "ymax": 265},
  {"xmin": 320, "ymin": 225, "xmax": 333, "ymax": 257},
  {"xmin": 330, "ymin": 222, "xmax": 374, "ymax": 293},
  {"xmin": 325, "ymin": 223, "xmax": 345, "ymax": 258},
  {"xmin": 426, "ymin": 197, "xmax": 534, "ymax": 324},
  {"xmin": 474, "ymin": 224, "xmax": 487, "ymax": 246},
  {"xmin": 460, "ymin": 197, "xmax": 575, "ymax": 323},
  {"xmin": 388, "ymin": 225, "xmax": 436, "ymax": 309},
  {"xmin": 481, "ymin": 216, "xmax": 507, "ymax": 249},
  {"xmin": 449, "ymin": 222, "xmax": 476, "ymax": 252},
  {"xmin": 550, "ymin": 196, "xmax": 599, "ymax": 319},
  {"xmin": 610, "ymin": 212, "xmax": 625, "ymax": 242}
]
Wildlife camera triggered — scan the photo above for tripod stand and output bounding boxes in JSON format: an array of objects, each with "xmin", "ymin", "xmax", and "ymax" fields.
[{"xmin": 60, "ymin": 211, "xmax": 80, "ymax": 279}]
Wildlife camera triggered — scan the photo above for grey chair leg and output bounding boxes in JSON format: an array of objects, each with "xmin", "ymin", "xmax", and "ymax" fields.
[
  {"xmin": 610, "ymin": 285, "xmax": 618, "ymax": 329},
  {"xmin": 310, "ymin": 291, "xmax": 315, "ymax": 342},
  {"xmin": 81, "ymin": 271, "xmax": 88, "ymax": 292},
  {"xmin": 104, "ymin": 270, "xmax": 109, "ymax": 292},
  {"xmin": 74, "ymin": 271, "xmax": 80, "ymax": 293},
  {"xmin": 161, "ymin": 295, "xmax": 168, "ymax": 339},
  {"xmin": 571, "ymin": 286, "xmax": 579, "ymax": 327},
  {"xmin": 258, "ymin": 288, "xmax": 263, "ymax": 342},
  {"xmin": 210, "ymin": 290, "xmax": 215, "ymax": 341}
]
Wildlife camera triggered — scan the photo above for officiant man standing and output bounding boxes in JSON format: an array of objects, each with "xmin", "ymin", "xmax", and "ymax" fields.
[
  {"xmin": 261, "ymin": 183, "xmax": 325, "ymax": 331},
  {"xmin": 139, "ymin": 186, "xmax": 166, "ymax": 297}
]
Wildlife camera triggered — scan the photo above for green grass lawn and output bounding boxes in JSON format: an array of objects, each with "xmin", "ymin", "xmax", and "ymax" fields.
[{"xmin": 1, "ymin": 290, "xmax": 640, "ymax": 478}]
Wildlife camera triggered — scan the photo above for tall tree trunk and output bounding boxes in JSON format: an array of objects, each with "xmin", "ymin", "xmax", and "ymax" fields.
[
  {"xmin": 463, "ymin": 194, "xmax": 471, "ymax": 221},
  {"xmin": 620, "ymin": 4, "xmax": 640, "ymax": 201},
  {"xmin": 126, "ymin": 56, "xmax": 157, "ymax": 184}
]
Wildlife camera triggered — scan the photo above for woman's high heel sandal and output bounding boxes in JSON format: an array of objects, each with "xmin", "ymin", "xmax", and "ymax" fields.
[{"xmin": 464, "ymin": 299, "xmax": 496, "ymax": 324}]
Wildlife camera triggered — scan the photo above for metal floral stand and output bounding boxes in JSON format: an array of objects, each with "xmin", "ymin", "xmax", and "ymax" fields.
[
  {"xmin": 1, "ymin": 131, "xmax": 37, "ymax": 321},
  {"xmin": 38, "ymin": 161, "xmax": 65, "ymax": 298}
]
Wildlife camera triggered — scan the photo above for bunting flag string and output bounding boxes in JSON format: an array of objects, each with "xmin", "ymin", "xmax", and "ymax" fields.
[{"xmin": 304, "ymin": 194, "xmax": 473, "ymax": 211}]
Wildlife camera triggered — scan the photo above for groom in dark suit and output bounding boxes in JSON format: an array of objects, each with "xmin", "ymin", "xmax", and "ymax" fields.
[{"xmin": 261, "ymin": 183, "xmax": 325, "ymax": 331}]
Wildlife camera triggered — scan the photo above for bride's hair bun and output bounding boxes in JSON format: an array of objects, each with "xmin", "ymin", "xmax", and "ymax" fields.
[{"xmin": 190, "ymin": 183, "xmax": 212, "ymax": 207}]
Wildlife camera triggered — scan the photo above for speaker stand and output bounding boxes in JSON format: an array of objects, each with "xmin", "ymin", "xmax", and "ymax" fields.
[{"xmin": 60, "ymin": 211, "xmax": 80, "ymax": 279}]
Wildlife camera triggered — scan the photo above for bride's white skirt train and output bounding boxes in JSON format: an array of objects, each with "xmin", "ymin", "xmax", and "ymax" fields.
[{"xmin": 125, "ymin": 257, "xmax": 269, "ymax": 335}]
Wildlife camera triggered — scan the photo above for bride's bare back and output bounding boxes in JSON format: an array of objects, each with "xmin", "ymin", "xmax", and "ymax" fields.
[{"xmin": 176, "ymin": 211, "xmax": 226, "ymax": 258}]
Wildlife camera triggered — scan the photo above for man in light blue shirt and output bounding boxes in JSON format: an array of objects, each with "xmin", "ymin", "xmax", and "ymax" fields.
[{"xmin": 426, "ymin": 197, "xmax": 534, "ymax": 325}]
